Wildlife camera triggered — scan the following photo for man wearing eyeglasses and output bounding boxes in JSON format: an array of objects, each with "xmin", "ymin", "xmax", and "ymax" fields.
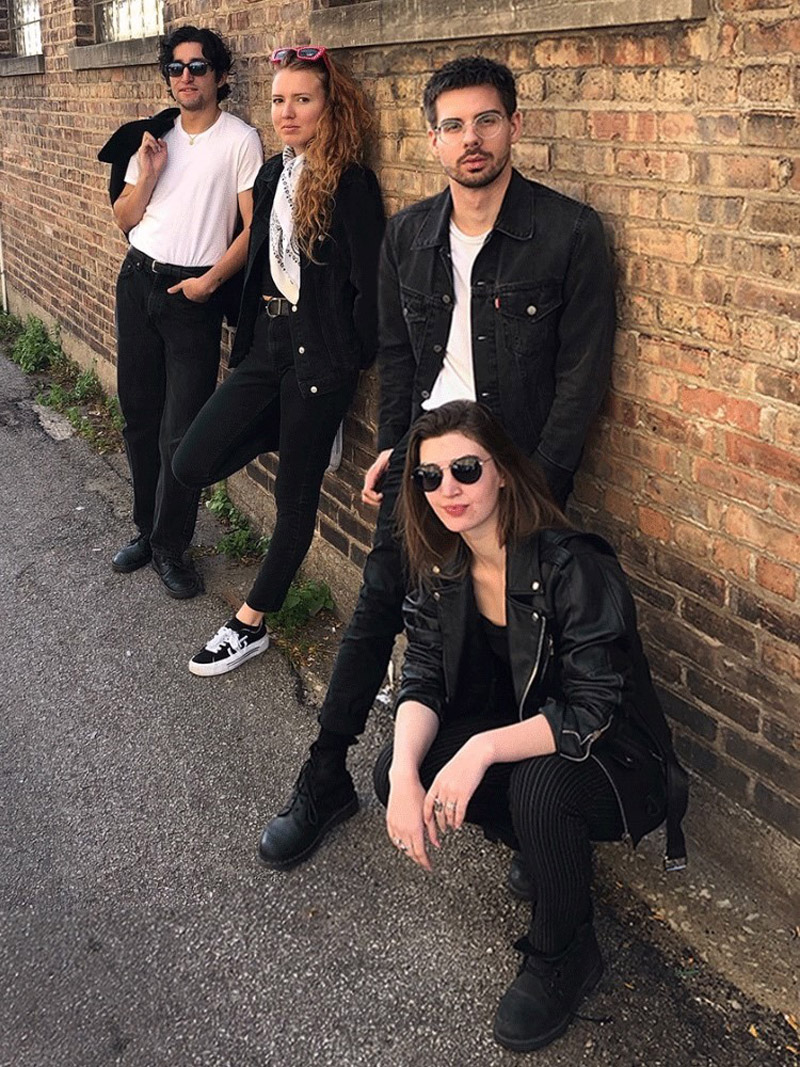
[
  {"xmin": 258, "ymin": 55, "xmax": 615, "ymax": 868},
  {"xmin": 109, "ymin": 26, "xmax": 263, "ymax": 598}
]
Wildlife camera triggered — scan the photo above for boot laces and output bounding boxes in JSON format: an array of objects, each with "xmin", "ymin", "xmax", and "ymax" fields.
[{"xmin": 511, "ymin": 936, "xmax": 612, "ymax": 1027}]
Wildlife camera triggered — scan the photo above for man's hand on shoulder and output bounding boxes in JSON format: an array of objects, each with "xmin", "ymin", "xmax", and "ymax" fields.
[
  {"xmin": 362, "ymin": 448, "xmax": 393, "ymax": 507},
  {"xmin": 137, "ymin": 131, "xmax": 168, "ymax": 183}
]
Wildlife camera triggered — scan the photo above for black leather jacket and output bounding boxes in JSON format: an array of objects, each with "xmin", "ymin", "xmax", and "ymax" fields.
[
  {"xmin": 377, "ymin": 170, "xmax": 615, "ymax": 502},
  {"xmin": 398, "ymin": 529, "xmax": 687, "ymax": 862},
  {"xmin": 229, "ymin": 154, "xmax": 386, "ymax": 395}
]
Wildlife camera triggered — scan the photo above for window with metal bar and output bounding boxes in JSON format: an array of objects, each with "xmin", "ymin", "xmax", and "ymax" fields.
[
  {"xmin": 9, "ymin": 0, "xmax": 42, "ymax": 55},
  {"xmin": 92, "ymin": 0, "xmax": 162, "ymax": 44}
]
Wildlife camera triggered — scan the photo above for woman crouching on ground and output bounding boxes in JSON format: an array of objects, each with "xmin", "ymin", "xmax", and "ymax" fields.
[
  {"xmin": 173, "ymin": 46, "xmax": 384, "ymax": 676},
  {"xmin": 373, "ymin": 400, "xmax": 688, "ymax": 1053}
]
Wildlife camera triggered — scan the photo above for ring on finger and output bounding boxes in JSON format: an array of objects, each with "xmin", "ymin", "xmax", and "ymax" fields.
[
  {"xmin": 445, "ymin": 801, "xmax": 457, "ymax": 812},
  {"xmin": 433, "ymin": 798, "xmax": 444, "ymax": 813},
  {"xmin": 394, "ymin": 837, "xmax": 408, "ymax": 852}
]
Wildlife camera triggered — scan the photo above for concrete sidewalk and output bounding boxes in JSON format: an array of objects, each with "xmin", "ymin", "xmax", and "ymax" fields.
[{"xmin": 1, "ymin": 352, "xmax": 797, "ymax": 1067}]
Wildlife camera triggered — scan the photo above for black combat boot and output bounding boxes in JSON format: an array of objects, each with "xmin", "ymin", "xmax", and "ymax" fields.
[
  {"xmin": 493, "ymin": 921, "xmax": 604, "ymax": 1052},
  {"xmin": 258, "ymin": 744, "xmax": 358, "ymax": 869}
]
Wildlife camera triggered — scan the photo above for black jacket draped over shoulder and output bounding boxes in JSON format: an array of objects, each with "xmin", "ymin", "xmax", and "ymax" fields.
[
  {"xmin": 398, "ymin": 529, "xmax": 688, "ymax": 866},
  {"xmin": 229, "ymin": 154, "xmax": 386, "ymax": 396}
]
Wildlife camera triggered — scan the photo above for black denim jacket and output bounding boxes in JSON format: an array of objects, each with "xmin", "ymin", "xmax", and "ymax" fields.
[
  {"xmin": 229, "ymin": 154, "xmax": 386, "ymax": 396},
  {"xmin": 398, "ymin": 530, "xmax": 688, "ymax": 863},
  {"xmin": 377, "ymin": 170, "xmax": 616, "ymax": 502}
]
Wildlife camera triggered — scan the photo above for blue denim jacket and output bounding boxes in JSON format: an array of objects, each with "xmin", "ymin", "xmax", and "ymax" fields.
[
  {"xmin": 230, "ymin": 154, "xmax": 385, "ymax": 396},
  {"xmin": 377, "ymin": 169, "xmax": 615, "ymax": 502}
]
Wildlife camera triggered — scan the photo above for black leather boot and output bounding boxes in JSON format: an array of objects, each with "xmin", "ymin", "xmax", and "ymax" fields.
[
  {"xmin": 258, "ymin": 747, "xmax": 358, "ymax": 870},
  {"xmin": 111, "ymin": 535, "xmax": 152, "ymax": 573},
  {"xmin": 493, "ymin": 922, "xmax": 604, "ymax": 1052}
]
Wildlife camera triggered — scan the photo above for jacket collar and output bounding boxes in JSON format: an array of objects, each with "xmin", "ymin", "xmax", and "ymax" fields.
[{"xmin": 411, "ymin": 167, "xmax": 536, "ymax": 250}]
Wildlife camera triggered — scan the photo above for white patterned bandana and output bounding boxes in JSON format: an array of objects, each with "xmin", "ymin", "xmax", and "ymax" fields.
[{"xmin": 269, "ymin": 146, "xmax": 305, "ymax": 304}]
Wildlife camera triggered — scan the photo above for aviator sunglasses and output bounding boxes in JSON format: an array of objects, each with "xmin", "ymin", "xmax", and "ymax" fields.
[
  {"xmin": 164, "ymin": 59, "xmax": 213, "ymax": 78},
  {"xmin": 270, "ymin": 46, "xmax": 330, "ymax": 66},
  {"xmin": 412, "ymin": 454, "xmax": 494, "ymax": 493}
]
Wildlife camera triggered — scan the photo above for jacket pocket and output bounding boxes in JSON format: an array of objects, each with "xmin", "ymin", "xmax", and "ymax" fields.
[
  {"xmin": 497, "ymin": 283, "xmax": 562, "ymax": 358},
  {"xmin": 400, "ymin": 287, "xmax": 434, "ymax": 356}
]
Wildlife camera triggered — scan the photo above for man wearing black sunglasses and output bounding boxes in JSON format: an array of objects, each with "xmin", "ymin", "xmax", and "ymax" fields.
[
  {"xmin": 258, "ymin": 55, "xmax": 615, "ymax": 869},
  {"xmin": 107, "ymin": 26, "xmax": 263, "ymax": 598}
]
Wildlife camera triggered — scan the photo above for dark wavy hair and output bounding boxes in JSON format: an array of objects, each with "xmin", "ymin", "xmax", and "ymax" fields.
[
  {"xmin": 398, "ymin": 401, "xmax": 570, "ymax": 584},
  {"xmin": 422, "ymin": 56, "xmax": 517, "ymax": 126},
  {"xmin": 159, "ymin": 26, "xmax": 233, "ymax": 102}
]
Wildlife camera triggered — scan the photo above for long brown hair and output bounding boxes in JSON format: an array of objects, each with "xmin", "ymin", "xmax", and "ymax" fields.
[
  {"xmin": 398, "ymin": 401, "xmax": 571, "ymax": 584},
  {"xmin": 273, "ymin": 53, "xmax": 374, "ymax": 259}
]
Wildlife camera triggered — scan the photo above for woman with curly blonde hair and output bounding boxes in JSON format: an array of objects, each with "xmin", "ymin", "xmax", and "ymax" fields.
[{"xmin": 174, "ymin": 46, "xmax": 385, "ymax": 676}]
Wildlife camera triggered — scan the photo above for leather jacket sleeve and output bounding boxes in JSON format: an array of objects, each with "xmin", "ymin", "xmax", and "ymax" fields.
[
  {"xmin": 533, "ymin": 207, "xmax": 615, "ymax": 501},
  {"xmin": 376, "ymin": 221, "xmax": 417, "ymax": 451},
  {"xmin": 395, "ymin": 586, "xmax": 447, "ymax": 717},
  {"xmin": 539, "ymin": 545, "xmax": 635, "ymax": 760}
]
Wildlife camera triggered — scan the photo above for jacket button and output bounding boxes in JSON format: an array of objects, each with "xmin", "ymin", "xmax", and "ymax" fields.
[
  {"xmin": 531, "ymin": 581, "xmax": 540, "ymax": 591},
  {"xmin": 310, "ymin": 386, "xmax": 318, "ymax": 394},
  {"xmin": 480, "ymin": 391, "xmax": 490, "ymax": 398},
  {"xmin": 442, "ymin": 295, "xmax": 451, "ymax": 304},
  {"xmin": 298, "ymin": 346, "xmax": 305, "ymax": 354},
  {"xmin": 527, "ymin": 305, "xmax": 537, "ymax": 316},
  {"xmin": 433, "ymin": 591, "xmax": 441, "ymax": 601},
  {"xmin": 433, "ymin": 344, "xmax": 443, "ymax": 353},
  {"xmin": 421, "ymin": 390, "xmax": 430, "ymax": 399},
  {"xmin": 531, "ymin": 611, "xmax": 540, "ymax": 621},
  {"xmin": 477, "ymin": 335, "xmax": 486, "ymax": 341},
  {"xmin": 432, "ymin": 565, "xmax": 440, "ymax": 575},
  {"xmin": 291, "ymin": 305, "xmax": 298, "ymax": 312}
]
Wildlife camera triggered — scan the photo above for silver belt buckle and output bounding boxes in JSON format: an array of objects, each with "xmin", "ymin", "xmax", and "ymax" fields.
[{"xmin": 264, "ymin": 297, "xmax": 282, "ymax": 318}]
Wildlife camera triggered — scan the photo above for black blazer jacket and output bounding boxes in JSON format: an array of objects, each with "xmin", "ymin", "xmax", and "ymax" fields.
[{"xmin": 229, "ymin": 154, "xmax": 386, "ymax": 396}]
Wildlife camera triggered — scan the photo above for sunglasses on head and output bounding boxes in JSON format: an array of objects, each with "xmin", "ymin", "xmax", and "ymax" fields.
[
  {"xmin": 164, "ymin": 59, "xmax": 212, "ymax": 79},
  {"xmin": 412, "ymin": 454, "xmax": 494, "ymax": 493},
  {"xmin": 270, "ymin": 46, "xmax": 329, "ymax": 66}
]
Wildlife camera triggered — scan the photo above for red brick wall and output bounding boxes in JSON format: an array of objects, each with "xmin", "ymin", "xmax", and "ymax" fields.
[{"xmin": 1, "ymin": 1, "xmax": 798, "ymax": 841}]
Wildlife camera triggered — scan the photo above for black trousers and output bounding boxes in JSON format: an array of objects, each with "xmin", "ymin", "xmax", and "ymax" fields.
[
  {"xmin": 374, "ymin": 714, "xmax": 625, "ymax": 955},
  {"xmin": 173, "ymin": 312, "xmax": 356, "ymax": 613},
  {"xmin": 116, "ymin": 253, "xmax": 223, "ymax": 558},
  {"xmin": 319, "ymin": 435, "xmax": 409, "ymax": 733}
]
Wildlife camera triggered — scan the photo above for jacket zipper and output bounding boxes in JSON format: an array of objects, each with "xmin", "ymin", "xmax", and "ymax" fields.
[
  {"xmin": 591, "ymin": 753, "xmax": 631, "ymax": 842},
  {"xmin": 518, "ymin": 626, "xmax": 547, "ymax": 720}
]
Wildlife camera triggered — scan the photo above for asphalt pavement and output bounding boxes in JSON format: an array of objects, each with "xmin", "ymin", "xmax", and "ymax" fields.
[{"xmin": 1, "ymin": 352, "xmax": 796, "ymax": 1066}]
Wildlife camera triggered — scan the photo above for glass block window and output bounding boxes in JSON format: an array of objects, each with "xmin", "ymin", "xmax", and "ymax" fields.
[
  {"xmin": 93, "ymin": 0, "xmax": 163, "ymax": 44},
  {"xmin": 10, "ymin": 0, "xmax": 42, "ymax": 55}
]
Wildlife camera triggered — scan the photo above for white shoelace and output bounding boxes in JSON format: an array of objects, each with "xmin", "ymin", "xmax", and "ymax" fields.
[{"xmin": 205, "ymin": 625, "xmax": 245, "ymax": 654}]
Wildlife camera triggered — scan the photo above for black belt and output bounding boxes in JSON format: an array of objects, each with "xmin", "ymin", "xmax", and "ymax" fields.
[
  {"xmin": 261, "ymin": 296, "xmax": 294, "ymax": 317},
  {"xmin": 126, "ymin": 247, "xmax": 210, "ymax": 280}
]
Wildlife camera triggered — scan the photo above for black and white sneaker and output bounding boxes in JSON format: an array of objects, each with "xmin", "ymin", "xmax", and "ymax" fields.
[{"xmin": 189, "ymin": 618, "xmax": 270, "ymax": 677}]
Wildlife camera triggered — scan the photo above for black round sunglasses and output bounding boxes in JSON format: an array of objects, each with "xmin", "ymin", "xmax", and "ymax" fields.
[{"xmin": 412, "ymin": 454, "xmax": 494, "ymax": 493}]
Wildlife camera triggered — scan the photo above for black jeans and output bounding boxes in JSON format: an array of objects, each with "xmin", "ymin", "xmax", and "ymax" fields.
[
  {"xmin": 173, "ymin": 312, "xmax": 356, "ymax": 613},
  {"xmin": 116, "ymin": 253, "xmax": 223, "ymax": 558},
  {"xmin": 318, "ymin": 436, "xmax": 409, "ymax": 734},
  {"xmin": 373, "ymin": 715, "xmax": 625, "ymax": 955}
]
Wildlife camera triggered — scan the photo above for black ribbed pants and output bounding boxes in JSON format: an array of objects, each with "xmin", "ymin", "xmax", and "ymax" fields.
[{"xmin": 374, "ymin": 715, "xmax": 625, "ymax": 955}]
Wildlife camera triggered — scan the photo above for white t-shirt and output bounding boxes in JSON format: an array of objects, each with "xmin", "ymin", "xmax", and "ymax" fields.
[
  {"xmin": 125, "ymin": 111, "xmax": 263, "ymax": 267},
  {"xmin": 422, "ymin": 221, "xmax": 489, "ymax": 411}
]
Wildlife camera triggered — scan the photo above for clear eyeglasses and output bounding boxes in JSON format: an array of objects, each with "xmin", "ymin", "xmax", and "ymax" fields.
[{"xmin": 433, "ymin": 111, "xmax": 507, "ymax": 145}]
